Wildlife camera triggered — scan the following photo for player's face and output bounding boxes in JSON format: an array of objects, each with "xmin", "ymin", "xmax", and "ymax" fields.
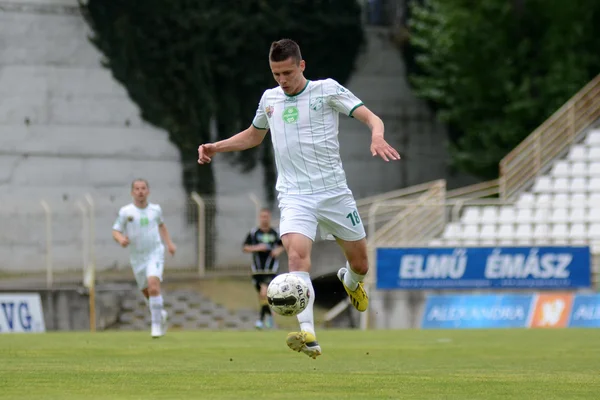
[
  {"xmin": 269, "ymin": 57, "xmax": 306, "ymax": 95},
  {"xmin": 259, "ymin": 210, "xmax": 271, "ymax": 228},
  {"xmin": 131, "ymin": 181, "xmax": 149, "ymax": 203}
]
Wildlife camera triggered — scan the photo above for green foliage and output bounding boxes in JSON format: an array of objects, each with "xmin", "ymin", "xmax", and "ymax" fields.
[
  {"xmin": 406, "ymin": 0, "xmax": 600, "ymax": 178},
  {"xmin": 80, "ymin": 0, "xmax": 364, "ymax": 204}
]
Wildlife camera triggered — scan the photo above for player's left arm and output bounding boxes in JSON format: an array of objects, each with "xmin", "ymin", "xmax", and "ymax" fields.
[
  {"xmin": 352, "ymin": 106, "xmax": 401, "ymax": 162},
  {"xmin": 159, "ymin": 223, "xmax": 176, "ymax": 256}
]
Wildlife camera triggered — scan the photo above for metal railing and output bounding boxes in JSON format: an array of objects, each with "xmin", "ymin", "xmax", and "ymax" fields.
[{"xmin": 500, "ymin": 74, "xmax": 600, "ymax": 200}]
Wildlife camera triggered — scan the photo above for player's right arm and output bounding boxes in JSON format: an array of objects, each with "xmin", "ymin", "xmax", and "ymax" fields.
[
  {"xmin": 198, "ymin": 92, "xmax": 270, "ymax": 164},
  {"xmin": 198, "ymin": 125, "xmax": 267, "ymax": 164}
]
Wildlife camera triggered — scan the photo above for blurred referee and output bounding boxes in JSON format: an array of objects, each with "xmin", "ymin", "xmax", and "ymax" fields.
[{"xmin": 243, "ymin": 208, "xmax": 284, "ymax": 329}]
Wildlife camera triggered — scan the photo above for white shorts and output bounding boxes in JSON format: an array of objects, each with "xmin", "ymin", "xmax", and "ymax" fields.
[
  {"xmin": 131, "ymin": 249, "xmax": 164, "ymax": 290},
  {"xmin": 278, "ymin": 187, "xmax": 366, "ymax": 242}
]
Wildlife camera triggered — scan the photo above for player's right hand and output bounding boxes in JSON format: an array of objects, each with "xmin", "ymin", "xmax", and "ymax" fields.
[
  {"xmin": 119, "ymin": 236, "xmax": 130, "ymax": 248},
  {"xmin": 198, "ymin": 143, "xmax": 216, "ymax": 164}
]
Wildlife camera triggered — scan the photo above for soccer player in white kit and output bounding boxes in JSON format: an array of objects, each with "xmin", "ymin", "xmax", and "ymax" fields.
[
  {"xmin": 112, "ymin": 179, "xmax": 177, "ymax": 338},
  {"xmin": 197, "ymin": 39, "xmax": 400, "ymax": 358}
]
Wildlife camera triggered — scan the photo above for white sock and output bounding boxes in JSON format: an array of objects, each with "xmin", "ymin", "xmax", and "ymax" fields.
[
  {"xmin": 344, "ymin": 261, "xmax": 366, "ymax": 291},
  {"xmin": 149, "ymin": 295, "xmax": 164, "ymax": 325},
  {"xmin": 291, "ymin": 271, "xmax": 315, "ymax": 336}
]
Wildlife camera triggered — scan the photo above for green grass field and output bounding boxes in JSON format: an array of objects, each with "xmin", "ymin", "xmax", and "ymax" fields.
[{"xmin": 1, "ymin": 329, "xmax": 599, "ymax": 399}]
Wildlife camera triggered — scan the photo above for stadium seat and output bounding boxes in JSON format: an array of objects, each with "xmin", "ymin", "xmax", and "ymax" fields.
[
  {"xmin": 516, "ymin": 207, "xmax": 534, "ymax": 223},
  {"xmin": 568, "ymin": 145, "xmax": 587, "ymax": 162},
  {"xmin": 514, "ymin": 224, "xmax": 533, "ymax": 244},
  {"xmin": 569, "ymin": 177, "xmax": 587, "ymax": 193},
  {"xmin": 533, "ymin": 224, "xmax": 550, "ymax": 242},
  {"xmin": 461, "ymin": 224, "xmax": 479, "ymax": 245},
  {"xmin": 589, "ymin": 223, "xmax": 600, "ymax": 240},
  {"xmin": 589, "ymin": 162, "xmax": 600, "ymax": 177},
  {"xmin": 586, "ymin": 130, "xmax": 600, "ymax": 146},
  {"xmin": 589, "ymin": 147, "xmax": 600, "ymax": 161},
  {"xmin": 533, "ymin": 176, "xmax": 552, "ymax": 193},
  {"xmin": 497, "ymin": 224, "xmax": 515, "ymax": 245},
  {"xmin": 551, "ymin": 224, "xmax": 569, "ymax": 243},
  {"xmin": 571, "ymin": 161, "xmax": 587, "ymax": 177},
  {"xmin": 569, "ymin": 223, "xmax": 587, "ymax": 244},
  {"xmin": 479, "ymin": 224, "xmax": 497, "ymax": 245},
  {"xmin": 590, "ymin": 177, "xmax": 600, "ymax": 192},
  {"xmin": 516, "ymin": 193, "xmax": 535, "ymax": 207},
  {"xmin": 442, "ymin": 223, "xmax": 461, "ymax": 239},
  {"xmin": 550, "ymin": 208, "xmax": 569, "ymax": 223},
  {"xmin": 588, "ymin": 208, "xmax": 600, "ymax": 223},
  {"xmin": 462, "ymin": 207, "xmax": 480, "ymax": 224},
  {"xmin": 498, "ymin": 207, "xmax": 516, "ymax": 223},
  {"xmin": 588, "ymin": 193, "xmax": 600, "ymax": 207},
  {"xmin": 551, "ymin": 161, "xmax": 569, "ymax": 177},
  {"xmin": 535, "ymin": 193, "xmax": 552, "ymax": 205},
  {"xmin": 553, "ymin": 178, "xmax": 569, "ymax": 192},
  {"xmin": 570, "ymin": 207, "xmax": 587, "ymax": 223},
  {"xmin": 571, "ymin": 193, "xmax": 587, "ymax": 206},
  {"xmin": 480, "ymin": 206, "xmax": 498, "ymax": 223},
  {"xmin": 533, "ymin": 207, "xmax": 550, "ymax": 223},
  {"xmin": 553, "ymin": 193, "xmax": 569, "ymax": 206}
]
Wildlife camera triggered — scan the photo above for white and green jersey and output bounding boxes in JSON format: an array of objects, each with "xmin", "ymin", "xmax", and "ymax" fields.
[
  {"xmin": 112, "ymin": 203, "xmax": 164, "ymax": 265},
  {"xmin": 252, "ymin": 79, "xmax": 364, "ymax": 195}
]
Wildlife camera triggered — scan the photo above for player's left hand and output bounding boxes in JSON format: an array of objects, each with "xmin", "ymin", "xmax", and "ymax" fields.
[
  {"xmin": 271, "ymin": 247, "xmax": 284, "ymax": 258},
  {"xmin": 167, "ymin": 243, "xmax": 177, "ymax": 256},
  {"xmin": 370, "ymin": 136, "xmax": 400, "ymax": 162}
]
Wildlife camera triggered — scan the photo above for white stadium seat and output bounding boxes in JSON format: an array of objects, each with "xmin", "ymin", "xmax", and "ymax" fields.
[
  {"xmin": 569, "ymin": 177, "xmax": 587, "ymax": 193},
  {"xmin": 570, "ymin": 207, "xmax": 587, "ymax": 223},
  {"xmin": 516, "ymin": 193, "xmax": 535, "ymax": 207},
  {"xmin": 514, "ymin": 224, "xmax": 533, "ymax": 244},
  {"xmin": 568, "ymin": 145, "xmax": 587, "ymax": 162},
  {"xmin": 462, "ymin": 207, "xmax": 480, "ymax": 224},
  {"xmin": 553, "ymin": 193, "xmax": 569, "ymax": 205},
  {"xmin": 479, "ymin": 224, "xmax": 497, "ymax": 244},
  {"xmin": 588, "ymin": 208, "xmax": 600, "ymax": 223},
  {"xmin": 498, "ymin": 207, "xmax": 516, "ymax": 223},
  {"xmin": 571, "ymin": 161, "xmax": 587, "ymax": 177},
  {"xmin": 551, "ymin": 224, "xmax": 569, "ymax": 243},
  {"xmin": 480, "ymin": 206, "xmax": 498, "ymax": 223},
  {"xmin": 589, "ymin": 147, "xmax": 600, "ymax": 161},
  {"xmin": 442, "ymin": 223, "xmax": 461, "ymax": 239},
  {"xmin": 585, "ymin": 130, "xmax": 600, "ymax": 146},
  {"xmin": 461, "ymin": 224, "xmax": 479, "ymax": 245},
  {"xmin": 550, "ymin": 208, "xmax": 569, "ymax": 223},
  {"xmin": 590, "ymin": 177, "xmax": 600, "ymax": 192},
  {"xmin": 533, "ymin": 224, "xmax": 550, "ymax": 242},
  {"xmin": 588, "ymin": 223, "xmax": 600, "ymax": 240},
  {"xmin": 516, "ymin": 207, "xmax": 534, "ymax": 223},
  {"xmin": 589, "ymin": 162, "xmax": 600, "ymax": 177},
  {"xmin": 588, "ymin": 193, "xmax": 600, "ymax": 207},
  {"xmin": 497, "ymin": 224, "xmax": 515, "ymax": 245},
  {"xmin": 533, "ymin": 176, "xmax": 552, "ymax": 193},
  {"xmin": 553, "ymin": 177, "xmax": 569, "ymax": 192},
  {"xmin": 533, "ymin": 208, "xmax": 550, "ymax": 223},
  {"xmin": 535, "ymin": 193, "xmax": 552, "ymax": 205},
  {"xmin": 551, "ymin": 161, "xmax": 569, "ymax": 177},
  {"xmin": 571, "ymin": 193, "xmax": 587, "ymax": 206},
  {"xmin": 569, "ymin": 223, "xmax": 587, "ymax": 244}
]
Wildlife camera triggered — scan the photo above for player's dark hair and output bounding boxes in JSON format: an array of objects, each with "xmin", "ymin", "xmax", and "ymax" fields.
[
  {"xmin": 269, "ymin": 39, "xmax": 302, "ymax": 64},
  {"xmin": 131, "ymin": 178, "xmax": 150, "ymax": 190}
]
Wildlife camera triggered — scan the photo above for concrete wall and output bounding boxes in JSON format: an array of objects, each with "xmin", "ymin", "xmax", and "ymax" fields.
[{"xmin": 0, "ymin": 0, "xmax": 196, "ymax": 272}]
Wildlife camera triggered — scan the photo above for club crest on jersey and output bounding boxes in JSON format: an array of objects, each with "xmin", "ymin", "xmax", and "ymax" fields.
[
  {"xmin": 127, "ymin": 216, "xmax": 134, "ymax": 222},
  {"xmin": 283, "ymin": 106, "xmax": 299, "ymax": 124},
  {"xmin": 336, "ymin": 85, "xmax": 347, "ymax": 95},
  {"xmin": 310, "ymin": 97, "xmax": 323, "ymax": 111},
  {"xmin": 265, "ymin": 105, "xmax": 274, "ymax": 118}
]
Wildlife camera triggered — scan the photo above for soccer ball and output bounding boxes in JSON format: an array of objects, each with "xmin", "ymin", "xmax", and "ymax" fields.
[{"xmin": 267, "ymin": 273, "xmax": 310, "ymax": 316}]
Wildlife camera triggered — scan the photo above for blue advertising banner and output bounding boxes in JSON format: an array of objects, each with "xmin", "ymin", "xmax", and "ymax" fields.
[
  {"xmin": 568, "ymin": 295, "xmax": 600, "ymax": 328},
  {"xmin": 421, "ymin": 294, "xmax": 534, "ymax": 329},
  {"xmin": 377, "ymin": 246, "xmax": 591, "ymax": 290}
]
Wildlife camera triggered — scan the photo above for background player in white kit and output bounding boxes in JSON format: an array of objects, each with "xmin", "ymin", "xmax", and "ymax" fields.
[
  {"xmin": 112, "ymin": 179, "xmax": 177, "ymax": 338},
  {"xmin": 198, "ymin": 39, "xmax": 400, "ymax": 358}
]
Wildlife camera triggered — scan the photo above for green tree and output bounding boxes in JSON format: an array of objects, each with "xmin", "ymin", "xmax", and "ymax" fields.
[
  {"xmin": 80, "ymin": 0, "xmax": 364, "ymax": 206},
  {"xmin": 405, "ymin": 0, "xmax": 600, "ymax": 179}
]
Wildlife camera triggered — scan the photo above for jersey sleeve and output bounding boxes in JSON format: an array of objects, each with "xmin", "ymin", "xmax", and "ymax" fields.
[
  {"xmin": 325, "ymin": 79, "xmax": 364, "ymax": 117},
  {"xmin": 112, "ymin": 208, "xmax": 127, "ymax": 232},
  {"xmin": 251, "ymin": 91, "xmax": 269, "ymax": 130},
  {"xmin": 156, "ymin": 205, "xmax": 164, "ymax": 225}
]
